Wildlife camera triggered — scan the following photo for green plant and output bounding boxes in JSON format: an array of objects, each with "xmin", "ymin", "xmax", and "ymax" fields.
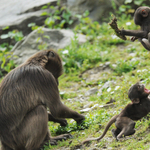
[
  {"xmin": 0, "ymin": 50, "xmax": 16, "ymax": 75},
  {"xmin": 28, "ymin": 23, "xmax": 39, "ymax": 30},
  {"xmin": 59, "ymin": 36, "xmax": 102, "ymax": 73},
  {"xmin": 1, "ymin": 30, "xmax": 23, "ymax": 42},
  {"xmin": 74, "ymin": 10, "xmax": 100, "ymax": 37},
  {"xmin": 111, "ymin": 0, "xmax": 149, "ymax": 16},
  {"xmin": 111, "ymin": 59, "xmax": 139, "ymax": 75},
  {"xmin": 41, "ymin": 3, "xmax": 73, "ymax": 29}
]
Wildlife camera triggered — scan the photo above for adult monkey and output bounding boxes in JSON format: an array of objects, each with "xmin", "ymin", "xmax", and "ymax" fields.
[
  {"xmin": 82, "ymin": 82, "xmax": 150, "ymax": 145},
  {"xmin": 121, "ymin": 6, "xmax": 150, "ymax": 50},
  {"xmin": 0, "ymin": 49, "xmax": 85, "ymax": 150}
]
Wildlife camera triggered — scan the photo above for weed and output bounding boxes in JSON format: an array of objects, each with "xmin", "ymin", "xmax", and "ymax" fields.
[
  {"xmin": 1, "ymin": 30, "xmax": 23, "ymax": 42},
  {"xmin": 111, "ymin": 59, "xmax": 139, "ymax": 75}
]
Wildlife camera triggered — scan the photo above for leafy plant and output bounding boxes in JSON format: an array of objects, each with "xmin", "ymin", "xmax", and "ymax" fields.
[
  {"xmin": 1, "ymin": 30, "xmax": 23, "ymax": 42},
  {"xmin": 59, "ymin": 36, "xmax": 102, "ymax": 73},
  {"xmin": 111, "ymin": 0, "xmax": 150, "ymax": 15},
  {"xmin": 0, "ymin": 50, "xmax": 15, "ymax": 75},
  {"xmin": 111, "ymin": 59, "xmax": 139, "ymax": 75},
  {"xmin": 28, "ymin": 23, "xmax": 39, "ymax": 31},
  {"xmin": 41, "ymin": 3, "xmax": 74, "ymax": 29},
  {"xmin": 74, "ymin": 10, "xmax": 100, "ymax": 37}
]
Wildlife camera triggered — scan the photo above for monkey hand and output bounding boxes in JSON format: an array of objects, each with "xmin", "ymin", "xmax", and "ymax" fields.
[
  {"xmin": 59, "ymin": 119, "xmax": 68, "ymax": 126},
  {"xmin": 131, "ymin": 36, "xmax": 138, "ymax": 42},
  {"xmin": 75, "ymin": 115, "xmax": 85, "ymax": 125}
]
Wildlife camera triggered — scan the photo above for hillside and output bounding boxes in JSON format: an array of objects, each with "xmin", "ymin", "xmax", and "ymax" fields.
[{"xmin": 46, "ymin": 16, "xmax": 150, "ymax": 150}]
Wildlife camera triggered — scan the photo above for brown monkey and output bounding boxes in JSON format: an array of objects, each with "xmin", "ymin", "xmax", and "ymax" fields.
[
  {"xmin": 121, "ymin": 6, "xmax": 150, "ymax": 50},
  {"xmin": 0, "ymin": 49, "xmax": 85, "ymax": 150},
  {"xmin": 82, "ymin": 82, "xmax": 150, "ymax": 144}
]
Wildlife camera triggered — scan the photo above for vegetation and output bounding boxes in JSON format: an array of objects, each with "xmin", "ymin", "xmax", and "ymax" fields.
[
  {"xmin": 48, "ymin": 17, "xmax": 150, "ymax": 149},
  {"xmin": 1, "ymin": 1, "xmax": 150, "ymax": 150}
]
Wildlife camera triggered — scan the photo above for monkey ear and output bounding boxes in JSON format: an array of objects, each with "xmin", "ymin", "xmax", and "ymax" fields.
[
  {"xmin": 131, "ymin": 98, "xmax": 140, "ymax": 104},
  {"xmin": 47, "ymin": 51, "xmax": 55, "ymax": 58},
  {"xmin": 141, "ymin": 9, "xmax": 148, "ymax": 17}
]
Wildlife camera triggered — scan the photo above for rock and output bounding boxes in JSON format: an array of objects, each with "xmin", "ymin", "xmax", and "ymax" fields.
[
  {"xmin": 66, "ymin": 0, "xmax": 125, "ymax": 23},
  {"xmin": 80, "ymin": 108, "xmax": 91, "ymax": 112},
  {"xmin": 99, "ymin": 103, "xmax": 115, "ymax": 109},
  {"xmin": 11, "ymin": 28, "xmax": 87, "ymax": 65},
  {"xmin": 81, "ymin": 62, "xmax": 112, "ymax": 82},
  {"xmin": 89, "ymin": 147, "xmax": 99, "ymax": 150},
  {"xmin": 85, "ymin": 87, "xmax": 98, "ymax": 96},
  {"xmin": 0, "ymin": 0, "xmax": 57, "ymax": 44},
  {"xmin": 97, "ymin": 81, "xmax": 116, "ymax": 96},
  {"xmin": 83, "ymin": 102, "xmax": 93, "ymax": 108},
  {"xmin": 0, "ymin": 0, "xmax": 57, "ymax": 29},
  {"xmin": 80, "ymin": 103, "xmax": 115, "ymax": 112}
]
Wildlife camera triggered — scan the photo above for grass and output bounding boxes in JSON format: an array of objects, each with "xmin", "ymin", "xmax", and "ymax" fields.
[
  {"xmin": 43, "ymin": 15, "xmax": 150, "ymax": 150},
  {"xmin": 1, "ymin": 13, "xmax": 150, "ymax": 149}
]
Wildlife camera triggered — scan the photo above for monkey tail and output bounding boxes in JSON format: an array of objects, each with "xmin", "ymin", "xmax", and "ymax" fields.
[{"xmin": 82, "ymin": 114, "xmax": 119, "ymax": 145}]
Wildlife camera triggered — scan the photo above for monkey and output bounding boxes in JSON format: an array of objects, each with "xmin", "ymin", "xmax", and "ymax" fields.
[
  {"xmin": 0, "ymin": 49, "xmax": 85, "ymax": 150},
  {"xmin": 121, "ymin": 6, "xmax": 150, "ymax": 51},
  {"xmin": 82, "ymin": 82, "xmax": 150, "ymax": 145}
]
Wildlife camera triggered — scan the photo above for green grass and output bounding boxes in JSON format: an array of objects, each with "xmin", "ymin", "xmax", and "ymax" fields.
[
  {"xmin": 2, "ymin": 13, "xmax": 150, "ymax": 150},
  {"xmin": 44, "ymin": 15, "xmax": 150, "ymax": 150}
]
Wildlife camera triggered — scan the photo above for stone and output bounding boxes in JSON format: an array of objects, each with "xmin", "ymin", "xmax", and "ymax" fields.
[
  {"xmin": 0, "ymin": 0, "xmax": 57, "ymax": 44},
  {"xmin": 0, "ymin": 0, "xmax": 57, "ymax": 29},
  {"xmin": 11, "ymin": 28, "xmax": 87, "ymax": 65},
  {"xmin": 85, "ymin": 87, "xmax": 98, "ymax": 96},
  {"xmin": 66, "ymin": 0, "xmax": 125, "ymax": 23}
]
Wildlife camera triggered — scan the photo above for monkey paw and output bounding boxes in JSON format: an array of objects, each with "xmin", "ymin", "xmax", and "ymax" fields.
[
  {"xmin": 131, "ymin": 36, "xmax": 137, "ymax": 42},
  {"xmin": 59, "ymin": 119, "xmax": 68, "ymax": 126},
  {"xmin": 76, "ymin": 116, "xmax": 85, "ymax": 125},
  {"xmin": 111, "ymin": 129, "xmax": 118, "ymax": 141},
  {"xmin": 50, "ymin": 139, "xmax": 58, "ymax": 145}
]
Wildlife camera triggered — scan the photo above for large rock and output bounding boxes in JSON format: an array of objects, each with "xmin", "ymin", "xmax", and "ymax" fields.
[
  {"xmin": 0, "ymin": 0, "xmax": 57, "ymax": 44},
  {"xmin": 0, "ymin": 0, "xmax": 57, "ymax": 28},
  {"xmin": 66, "ymin": 0, "xmax": 125, "ymax": 23},
  {"xmin": 11, "ymin": 28, "xmax": 87, "ymax": 65}
]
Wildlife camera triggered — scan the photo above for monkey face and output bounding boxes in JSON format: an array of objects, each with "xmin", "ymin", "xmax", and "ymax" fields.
[
  {"xmin": 45, "ymin": 50, "xmax": 63, "ymax": 79},
  {"xmin": 134, "ymin": 6, "xmax": 150, "ymax": 25},
  {"xmin": 128, "ymin": 82, "xmax": 150, "ymax": 104}
]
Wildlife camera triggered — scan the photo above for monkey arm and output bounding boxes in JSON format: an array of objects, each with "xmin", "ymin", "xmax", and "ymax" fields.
[
  {"xmin": 121, "ymin": 29, "xmax": 147, "ymax": 38},
  {"xmin": 39, "ymin": 71, "xmax": 85, "ymax": 124},
  {"xmin": 48, "ymin": 112, "xmax": 68, "ymax": 126}
]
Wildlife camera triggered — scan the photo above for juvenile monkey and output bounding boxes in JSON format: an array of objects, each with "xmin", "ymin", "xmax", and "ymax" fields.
[
  {"xmin": 82, "ymin": 82, "xmax": 150, "ymax": 144},
  {"xmin": 121, "ymin": 6, "xmax": 150, "ymax": 50}
]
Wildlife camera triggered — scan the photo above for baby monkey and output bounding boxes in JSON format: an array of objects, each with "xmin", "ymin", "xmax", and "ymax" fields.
[{"xmin": 82, "ymin": 82, "xmax": 150, "ymax": 144}]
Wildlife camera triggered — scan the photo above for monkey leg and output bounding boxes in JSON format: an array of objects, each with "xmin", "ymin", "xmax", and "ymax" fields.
[
  {"xmin": 41, "ymin": 126, "xmax": 72, "ymax": 147},
  {"xmin": 141, "ymin": 39, "xmax": 150, "ymax": 50},
  {"xmin": 48, "ymin": 112, "xmax": 68, "ymax": 126},
  {"xmin": 10, "ymin": 105, "xmax": 49, "ymax": 150},
  {"xmin": 50, "ymin": 134, "xmax": 73, "ymax": 143},
  {"xmin": 111, "ymin": 128, "xmax": 121, "ymax": 141},
  {"xmin": 115, "ymin": 117, "xmax": 135, "ymax": 140},
  {"xmin": 1, "ymin": 143, "xmax": 13, "ymax": 150},
  {"xmin": 140, "ymin": 33, "xmax": 150, "ymax": 50}
]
